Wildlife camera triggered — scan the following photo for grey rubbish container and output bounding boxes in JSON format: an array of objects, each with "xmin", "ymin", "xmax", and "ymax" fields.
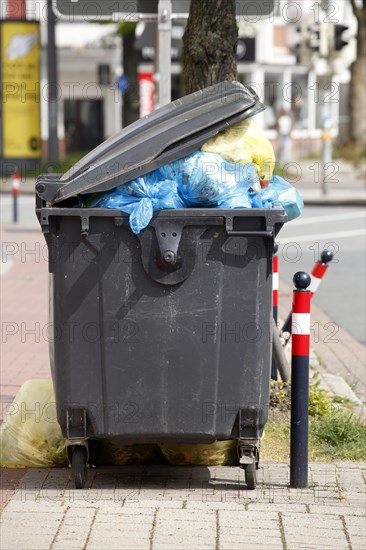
[{"xmin": 36, "ymin": 82, "xmax": 287, "ymax": 489}]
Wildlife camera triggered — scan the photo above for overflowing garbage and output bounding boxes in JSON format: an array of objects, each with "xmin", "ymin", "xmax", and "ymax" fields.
[
  {"xmin": 85, "ymin": 119, "xmax": 303, "ymax": 234},
  {"xmin": 0, "ymin": 380, "xmax": 67, "ymax": 468},
  {"xmin": 201, "ymin": 119, "xmax": 276, "ymax": 182}
]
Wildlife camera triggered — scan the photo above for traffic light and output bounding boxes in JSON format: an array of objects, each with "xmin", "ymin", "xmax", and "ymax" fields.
[
  {"xmin": 287, "ymin": 24, "xmax": 310, "ymax": 65},
  {"xmin": 292, "ymin": 25, "xmax": 302, "ymax": 63},
  {"xmin": 307, "ymin": 24, "xmax": 320, "ymax": 52},
  {"xmin": 334, "ymin": 25, "xmax": 349, "ymax": 51},
  {"xmin": 306, "ymin": 23, "xmax": 330, "ymax": 57}
]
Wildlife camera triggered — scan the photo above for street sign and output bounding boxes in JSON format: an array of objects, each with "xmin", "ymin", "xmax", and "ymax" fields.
[
  {"xmin": 53, "ymin": 0, "xmax": 274, "ymax": 109},
  {"xmin": 135, "ymin": 22, "xmax": 184, "ymax": 62},
  {"xmin": 116, "ymin": 74, "xmax": 129, "ymax": 93},
  {"xmin": 136, "ymin": 25, "xmax": 256, "ymax": 63},
  {"xmin": 53, "ymin": 1, "xmax": 274, "ymax": 21}
]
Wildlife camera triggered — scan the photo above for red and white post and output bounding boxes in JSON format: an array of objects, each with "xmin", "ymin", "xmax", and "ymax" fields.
[
  {"xmin": 290, "ymin": 271, "xmax": 311, "ymax": 489},
  {"xmin": 271, "ymin": 242, "xmax": 279, "ymax": 380},
  {"xmin": 281, "ymin": 250, "xmax": 333, "ymax": 336},
  {"xmin": 12, "ymin": 170, "xmax": 20, "ymax": 223},
  {"xmin": 308, "ymin": 250, "xmax": 333, "ymax": 297}
]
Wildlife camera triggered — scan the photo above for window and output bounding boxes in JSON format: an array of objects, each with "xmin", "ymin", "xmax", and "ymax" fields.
[{"xmin": 64, "ymin": 99, "xmax": 103, "ymax": 153}]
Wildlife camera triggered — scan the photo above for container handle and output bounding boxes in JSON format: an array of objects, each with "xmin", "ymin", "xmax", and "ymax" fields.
[{"xmin": 226, "ymin": 230, "xmax": 274, "ymax": 237}]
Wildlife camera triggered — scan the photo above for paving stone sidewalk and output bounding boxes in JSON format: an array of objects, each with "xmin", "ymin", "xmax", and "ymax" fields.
[
  {"xmin": 1, "ymin": 223, "xmax": 365, "ymax": 549},
  {"xmin": 1, "ymin": 462, "xmax": 365, "ymax": 550}
]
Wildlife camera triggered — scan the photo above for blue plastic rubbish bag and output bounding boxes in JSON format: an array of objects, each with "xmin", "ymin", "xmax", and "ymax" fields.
[
  {"xmin": 87, "ymin": 152, "xmax": 301, "ymax": 233},
  {"xmin": 172, "ymin": 151, "xmax": 259, "ymax": 208},
  {"xmin": 89, "ymin": 168, "xmax": 185, "ymax": 234},
  {"xmin": 250, "ymin": 186, "xmax": 278, "ymax": 209},
  {"xmin": 89, "ymin": 151, "xmax": 260, "ymax": 233},
  {"xmin": 250, "ymin": 175, "xmax": 303, "ymax": 221}
]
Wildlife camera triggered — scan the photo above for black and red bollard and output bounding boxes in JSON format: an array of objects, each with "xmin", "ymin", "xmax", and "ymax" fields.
[
  {"xmin": 271, "ymin": 242, "xmax": 279, "ymax": 380},
  {"xmin": 12, "ymin": 170, "xmax": 20, "ymax": 223},
  {"xmin": 290, "ymin": 271, "xmax": 311, "ymax": 489},
  {"xmin": 281, "ymin": 250, "xmax": 333, "ymax": 336}
]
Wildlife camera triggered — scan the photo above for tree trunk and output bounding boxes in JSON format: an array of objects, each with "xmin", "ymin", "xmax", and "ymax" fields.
[
  {"xmin": 182, "ymin": 0, "xmax": 238, "ymax": 94},
  {"xmin": 349, "ymin": 5, "xmax": 366, "ymax": 146}
]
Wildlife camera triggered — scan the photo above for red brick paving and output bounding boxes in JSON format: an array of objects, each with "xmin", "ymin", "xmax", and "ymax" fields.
[
  {"xmin": 1, "ymin": 224, "xmax": 50, "ymax": 509},
  {"xmin": 0, "ymin": 468, "xmax": 26, "ymax": 511},
  {"xmin": 1, "ymin": 225, "xmax": 50, "ymax": 411}
]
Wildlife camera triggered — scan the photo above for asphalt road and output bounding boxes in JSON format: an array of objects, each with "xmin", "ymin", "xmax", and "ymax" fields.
[
  {"xmin": 1, "ymin": 196, "xmax": 365, "ymax": 343},
  {"xmin": 277, "ymin": 205, "xmax": 366, "ymax": 344}
]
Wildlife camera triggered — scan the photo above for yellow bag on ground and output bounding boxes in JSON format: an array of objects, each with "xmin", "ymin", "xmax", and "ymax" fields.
[
  {"xmin": 160, "ymin": 441, "xmax": 237, "ymax": 466},
  {"xmin": 0, "ymin": 380, "xmax": 238, "ymax": 468},
  {"xmin": 0, "ymin": 380, "xmax": 164, "ymax": 468},
  {"xmin": 0, "ymin": 379, "xmax": 68, "ymax": 468},
  {"xmin": 201, "ymin": 119, "xmax": 275, "ymax": 182}
]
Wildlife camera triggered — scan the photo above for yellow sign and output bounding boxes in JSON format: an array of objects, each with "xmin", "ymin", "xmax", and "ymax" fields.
[{"xmin": 1, "ymin": 21, "xmax": 41, "ymax": 159}]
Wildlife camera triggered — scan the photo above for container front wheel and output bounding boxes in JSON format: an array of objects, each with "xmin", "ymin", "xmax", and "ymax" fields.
[
  {"xmin": 244, "ymin": 462, "xmax": 257, "ymax": 490},
  {"xmin": 71, "ymin": 445, "xmax": 87, "ymax": 489}
]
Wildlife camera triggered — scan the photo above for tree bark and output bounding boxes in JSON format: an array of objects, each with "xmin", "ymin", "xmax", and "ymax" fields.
[
  {"xmin": 349, "ymin": 1, "xmax": 366, "ymax": 146},
  {"xmin": 182, "ymin": 0, "xmax": 238, "ymax": 94}
]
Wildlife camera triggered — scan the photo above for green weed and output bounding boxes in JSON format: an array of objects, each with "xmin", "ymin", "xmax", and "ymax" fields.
[
  {"xmin": 308, "ymin": 377, "xmax": 333, "ymax": 418},
  {"xmin": 310, "ymin": 410, "xmax": 366, "ymax": 461},
  {"xmin": 264, "ymin": 378, "xmax": 366, "ymax": 462},
  {"xmin": 332, "ymin": 142, "xmax": 366, "ymax": 165}
]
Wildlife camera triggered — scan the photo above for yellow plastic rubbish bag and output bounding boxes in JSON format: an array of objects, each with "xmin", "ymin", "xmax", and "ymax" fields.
[
  {"xmin": 0, "ymin": 379, "xmax": 68, "ymax": 468},
  {"xmin": 160, "ymin": 440, "xmax": 237, "ymax": 466},
  {"xmin": 95, "ymin": 441, "xmax": 164, "ymax": 466},
  {"xmin": 201, "ymin": 119, "xmax": 275, "ymax": 183}
]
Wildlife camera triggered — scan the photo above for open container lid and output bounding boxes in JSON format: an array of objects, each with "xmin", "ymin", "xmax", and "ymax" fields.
[{"xmin": 36, "ymin": 81, "xmax": 265, "ymax": 204}]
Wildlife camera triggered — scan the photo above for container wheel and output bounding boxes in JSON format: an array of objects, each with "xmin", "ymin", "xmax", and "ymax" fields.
[
  {"xmin": 244, "ymin": 462, "xmax": 257, "ymax": 490},
  {"xmin": 71, "ymin": 445, "xmax": 87, "ymax": 489}
]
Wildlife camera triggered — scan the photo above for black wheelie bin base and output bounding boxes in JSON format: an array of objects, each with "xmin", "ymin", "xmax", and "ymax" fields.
[{"xmin": 35, "ymin": 82, "xmax": 287, "ymax": 489}]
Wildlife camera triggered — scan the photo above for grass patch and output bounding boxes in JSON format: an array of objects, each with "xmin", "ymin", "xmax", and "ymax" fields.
[
  {"xmin": 332, "ymin": 142, "xmax": 366, "ymax": 165},
  {"xmin": 310, "ymin": 410, "xmax": 366, "ymax": 461},
  {"xmin": 262, "ymin": 416, "xmax": 290, "ymax": 462},
  {"xmin": 332, "ymin": 395, "xmax": 356, "ymax": 410},
  {"xmin": 299, "ymin": 143, "xmax": 366, "ymax": 164},
  {"xmin": 262, "ymin": 379, "xmax": 366, "ymax": 462}
]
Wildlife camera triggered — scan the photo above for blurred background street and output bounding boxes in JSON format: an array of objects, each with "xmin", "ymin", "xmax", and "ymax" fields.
[
  {"xmin": 0, "ymin": 0, "xmax": 365, "ymax": 173},
  {"xmin": 1, "ymin": 3, "xmax": 365, "ymax": 548}
]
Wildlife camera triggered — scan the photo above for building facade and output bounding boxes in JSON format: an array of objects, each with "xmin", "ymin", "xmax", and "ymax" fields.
[{"xmin": 2, "ymin": 0, "xmax": 358, "ymax": 161}]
